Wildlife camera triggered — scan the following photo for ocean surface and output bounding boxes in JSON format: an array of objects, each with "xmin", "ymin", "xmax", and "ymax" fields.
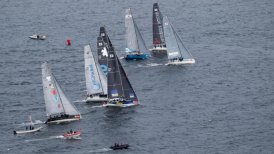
[{"xmin": 1, "ymin": 0, "xmax": 274, "ymax": 153}]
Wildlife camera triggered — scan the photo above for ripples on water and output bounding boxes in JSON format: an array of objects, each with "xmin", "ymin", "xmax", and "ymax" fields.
[{"xmin": 0, "ymin": 0, "xmax": 274, "ymax": 153}]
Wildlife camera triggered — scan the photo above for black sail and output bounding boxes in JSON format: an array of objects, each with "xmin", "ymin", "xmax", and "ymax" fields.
[
  {"xmin": 152, "ymin": 3, "xmax": 165, "ymax": 46},
  {"xmin": 107, "ymin": 44, "xmax": 138, "ymax": 101},
  {"xmin": 97, "ymin": 36, "xmax": 108, "ymax": 76},
  {"xmin": 99, "ymin": 26, "xmax": 113, "ymax": 48}
]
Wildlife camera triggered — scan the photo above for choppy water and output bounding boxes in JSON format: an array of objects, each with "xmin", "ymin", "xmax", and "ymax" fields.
[{"xmin": 1, "ymin": 0, "xmax": 274, "ymax": 153}]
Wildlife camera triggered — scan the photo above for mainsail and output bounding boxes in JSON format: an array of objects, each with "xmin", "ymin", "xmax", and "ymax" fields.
[
  {"xmin": 163, "ymin": 16, "xmax": 193, "ymax": 60},
  {"xmin": 99, "ymin": 26, "xmax": 113, "ymax": 48},
  {"xmin": 97, "ymin": 36, "xmax": 109, "ymax": 76},
  {"xmin": 84, "ymin": 45, "xmax": 107, "ymax": 96},
  {"xmin": 107, "ymin": 44, "xmax": 138, "ymax": 101},
  {"xmin": 152, "ymin": 3, "xmax": 165, "ymax": 46},
  {"xmin": 42, "ymin": 62, "xmax": 80, "ymax": 117},
  {"xmin": 125, "ymin": 8, "xmax": 148, "ymax": 53}
]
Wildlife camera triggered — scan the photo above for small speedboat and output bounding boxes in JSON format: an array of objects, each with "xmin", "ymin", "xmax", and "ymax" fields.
[
  {"xmin": 63, "ymin": 131, "xmax": 81, "ymax": 139},
  {"xmin": 13, "ymin": 126, "xmax": 42, "ymax": 135},
  {"xmin": 29, "ymin": 34, "xmax": 46, "ymax": 40},
  {"xmin": 110, "ymin": 144, "xmax": 129, "ymax": 150}
]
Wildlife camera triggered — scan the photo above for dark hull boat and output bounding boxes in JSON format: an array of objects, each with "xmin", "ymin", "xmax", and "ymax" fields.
[
  {"xmin": 99, "ymin": 27, "xmax": 139, "ymax": 108},
  {"xmin": 150, "ymin": 3, "xmax": 167, "ymax": 56},
  {"xmin": 110, "ymin": 144, "xmax": 130, "ymax": 150}
]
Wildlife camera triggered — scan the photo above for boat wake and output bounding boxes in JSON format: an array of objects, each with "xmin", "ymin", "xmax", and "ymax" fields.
[
  {"xmin": 25, "ymin": 135, "xmax": 64, "ymax": 142},
  {"xmin": 73, "ymin": 99, "xmax": 86, "ymax": 103},
  {"xmin": 137, "ymin": 63, "xmax": 163, "ymax": 68},
  {"xmin": 89, "ymin": 148, "xmax": 112, "ymax": 153},
  {"xmin": 91, "ymin": 105, "xmax": 104, "ymax": 108},
  {"xmin": 18, "ymin": 120, "xmax": 45, "ymax": 126}
]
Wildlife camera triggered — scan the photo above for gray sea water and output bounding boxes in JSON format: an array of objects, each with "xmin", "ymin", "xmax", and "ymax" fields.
[{"xmin": 1, "ymin": 0, "xmax": 274, "ymax": 153}]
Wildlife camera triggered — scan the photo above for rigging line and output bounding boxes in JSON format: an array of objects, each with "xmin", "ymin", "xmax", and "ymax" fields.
[{"xmin": 170, "ymin": 20, "xmax": 193, "ymax": 58}]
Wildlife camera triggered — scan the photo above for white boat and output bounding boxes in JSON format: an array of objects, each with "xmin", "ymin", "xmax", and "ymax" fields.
[
  {"xmin": 14, "ymin": 126, "xmax": 42, "ymax": 135},
  {"xmin": 42, "ymin": 62, "xmax": 81, "ymax": 124},
  {"xmin": 84, "ymin": 45, "xmax": 108, "ymax": 103},
  {"xmin": 150, "ymin": 3, "xmax": 167, "ymax": 54},
  {"xmin": 29, "ymin": 34, "xmax": 46, "ymax": 40},
  {"xmin": 163, "ymin": 16, "xmax": 195, "ymax": 65},
  {"xmin": 13, "ymin": 116, "xmax": 42, "ymax": 135}
]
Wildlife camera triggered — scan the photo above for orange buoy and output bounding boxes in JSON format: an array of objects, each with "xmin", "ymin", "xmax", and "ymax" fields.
[{"xmin": 67, "ymin": 38, "xmax": 71, "ymax": 46}]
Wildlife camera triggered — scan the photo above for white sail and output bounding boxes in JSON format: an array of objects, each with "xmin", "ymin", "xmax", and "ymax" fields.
[
  {"xmin": 163, "ymin": 16, "xmax": 194, "ymax": 60},
  {"xmin": 125, "ymin": 8, "xmax": 139, "ymax": 52},
  {"xmin": 84, "ymin": 45, "xmax": 107, "ymax": 95},
  {"xmin": 42, "ymin": 62, "xmax": 80, "ymax": 117}
]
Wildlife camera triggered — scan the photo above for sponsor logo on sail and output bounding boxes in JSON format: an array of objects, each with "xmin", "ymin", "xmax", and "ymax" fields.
[
  {"xmin": 89, "ymin": 64, "xmax": 100, "ymax": 90},
  {"xmin": 168, "ymin": 52, "xmax": 179, "ymax": 56},
  {"xmin": 111, "ymin": 89, "xmax": 119, "ymax": 97},
  {"xmin": 100, "ymin": 64, "xmax": 108, "ymax": 76},
  {"xmin": 129, "ymin": 93, "xmax": 135, "ymax": 98},
  {"xmin": 101, "ymin": 47, "xmax": 108, "ymax": 57}
]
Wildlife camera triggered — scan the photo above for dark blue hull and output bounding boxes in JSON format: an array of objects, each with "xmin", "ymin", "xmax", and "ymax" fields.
[{"xmin": 125, "ymin": 53, "xmax": 149, "ymax": 60}]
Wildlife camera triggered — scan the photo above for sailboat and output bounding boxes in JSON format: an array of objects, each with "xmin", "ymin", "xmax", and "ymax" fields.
[
  {"xmin": 84, "ymin": 45, "xmax": 108, "ymax": 103},
  {"xmin": 125, "ymin": 8, "xmax": 150, "ymax": 60},
  {"xmin": 42, "ymin": 62, "xmax": 81, "ymax": 124},
  {"xmin": 102, "ymin": 37, "xmax": 139, "ymax": 107},
  {"xmin": 150, "ymin": 3, "xmax": 167, "ymax": 54},
  {"xmin": 163, "ymin": 16, "xmax": 195, "ymax": 65}
]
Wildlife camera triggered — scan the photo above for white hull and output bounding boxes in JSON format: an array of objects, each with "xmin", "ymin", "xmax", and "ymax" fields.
[
  {"xmin": 47, "ymin": 118, "xmax": 80, "ymax": 124},
  {"xmin": 149, "ymin": 47, "xmax": 167, "ymax": 52},
  {"xmin": 29, "ymin": 35, "xmax": 46, "ymax": 40},
  {"xmin": 167, "ymin": 59, "xmax": 195, "ymax": 65},
  {"xmin": 85, "ymin": 95, "xmax": 108, "ymax": 103},
  {"xmin": 14, "ymin": 126, "xmax": 42, "ymax": 134}
]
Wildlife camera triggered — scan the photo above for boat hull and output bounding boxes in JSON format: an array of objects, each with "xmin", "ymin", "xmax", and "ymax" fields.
[
  {"xmin": 85, "ymin": 95, "xmax": 108, "ymax": 103},
  {"xmin": 167, "ymin": 59, "xmax": 195, "ymax": 65},
  {"xmin": 14, "ymin": 126, "xmax": 42, "ymax": 134},
  {"xmin": 103, "ymin": 100, "xmax": 139, "ymax": 108},
  {"xmin": 124, "ymin": 53, "xmax": 149, "ymax": 60},
  {"xmin": 29, "ymin": 35, "xmax": 46, "ymax": 40},
  {"xmin": 46, "ymin": 117, "xmax": 80, "ymax": 124}
]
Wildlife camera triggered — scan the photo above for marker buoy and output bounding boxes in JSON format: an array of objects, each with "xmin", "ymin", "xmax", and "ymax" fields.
[{"xmin": 67, "ymin": 38, "xmax": 71, "ymax": 46}]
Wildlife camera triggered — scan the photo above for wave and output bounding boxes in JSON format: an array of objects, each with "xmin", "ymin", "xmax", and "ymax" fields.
[{"xmin": 89, "ymin": 148, "xmax": 112, "ymax": 153}]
